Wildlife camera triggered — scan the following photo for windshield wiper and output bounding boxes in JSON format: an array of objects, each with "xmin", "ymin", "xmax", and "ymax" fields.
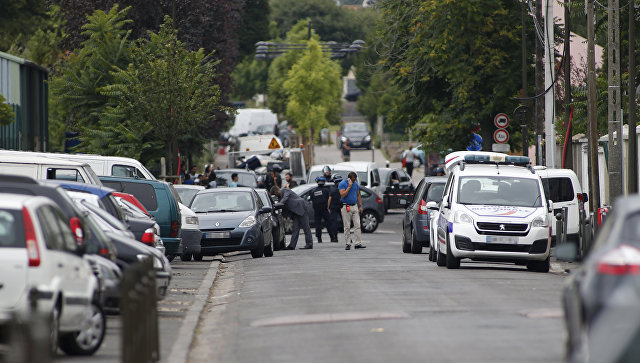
[{"xmin": 531, "ymin": 195, "xmax": 541, "ymax": 208}]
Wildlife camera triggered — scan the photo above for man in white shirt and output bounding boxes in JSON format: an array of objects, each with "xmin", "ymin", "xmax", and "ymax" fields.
[{"xmin": 404, "ymin": 147, "xmax": 417, "ymax": 177}]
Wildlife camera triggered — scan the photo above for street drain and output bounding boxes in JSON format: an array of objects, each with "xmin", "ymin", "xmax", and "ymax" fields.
[{"xmin": 251, "ymin": 311, "xmax": 410, "ymax": 327}]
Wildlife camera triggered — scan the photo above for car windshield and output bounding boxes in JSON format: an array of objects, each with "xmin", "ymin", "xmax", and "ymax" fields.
[
  {"xmin": 175, "ymin": 188, "xmax": 201, "ymax": 206},
  {"xmin": 457, "ymin": 176, "xmax": 542, "ymax": 207},
  {"xmin": 308, "ymin": 169, "xmax": 353, "ymax": 184},
  {"xmin": 215, "ymin": 171, "xmax": 257, "ymax": 187},
  {"xmin": 424, "ymin": 183, "xmax": 445, "ymax": 203},
  {"xmin": 344, "ymin": 123, "xmax": 368, "ymax": 133},
  {"xmin": 191, "ymin": 192, "xmax": 255, "ymax": 213}
]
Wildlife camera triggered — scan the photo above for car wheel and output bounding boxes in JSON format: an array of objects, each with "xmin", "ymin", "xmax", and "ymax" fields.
[
  {"xmin": 180, "ymin": 252, "xmax": 192, "ymax": 262},
  {"xmin": 428, "ymin": 245, "xmax": 436, "ymax": 262},
  {"xmin": 283, "ymin": 216, "xmax": 293, "ymax": 234},
  {"xmin": 410, "ymin": 227, "xmax": 422, "ymax": 254},
  {"xmin": 361, "ymin": 210, "xmax": 379, "ymax": 233},
  {"xmin": 402, "ymin": 225, "xmax": 411, "ymax": 253},
  {"xmin": 50, "ymin": 303, "xmax": 61, "ymax": 355},
  {"xmin": 436, "ymin": 236, "xmax": 446, "ymax": 267},
  {"xmin": 193, "ymin": 253, "xmax": 203, "ymax": 261},
  {"xmin": 527, "ymin": 256, "xmax": 550, "ymax": 273},
  {"xmin": 445, "ymin": 234, "xmax": 460, "ymax": 269},
  {"xmin": 264, "ymin": 236, "xmax": 274, "ymax": 257},
  {"xmin": 166, "ymin": 255, "xmax": 175, "ymax": 262},
  {"xmin": 251, "ymin": 234, "xmax": 265, "ymax": 258},
  {"xmin": 59, "ymin": 302, "xmax": 105, "ymax": 356}
]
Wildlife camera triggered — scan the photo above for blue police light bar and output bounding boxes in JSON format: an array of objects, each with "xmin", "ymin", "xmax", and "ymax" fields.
[{"xmin": 463, "ymin": 154, "xmax": 530, "ymax": 166}]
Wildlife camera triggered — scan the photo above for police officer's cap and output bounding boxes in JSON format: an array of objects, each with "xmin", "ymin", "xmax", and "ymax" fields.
[
  {"xmin": 315, "ymin": 176, "xmax": 326, "ymax": 184},
  {"xmin": 332, "ymin": 174, "xmax": 343, "ymax": 183}
]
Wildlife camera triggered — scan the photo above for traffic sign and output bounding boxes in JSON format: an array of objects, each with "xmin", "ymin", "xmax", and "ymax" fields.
[
  {"xmin": 268, "ymin": 137, "xmax": 281, "ymax": 149},
  {"xmin": 467, "ymin": 133, "xmax": 483, "ymax": 151},
  {"xmin": 494, "ymin": 113, "xmax": 510, "ymax": 129},
  {"xmin": 493, "ymin": 129, "xmax": 509, "ymax": 144}
]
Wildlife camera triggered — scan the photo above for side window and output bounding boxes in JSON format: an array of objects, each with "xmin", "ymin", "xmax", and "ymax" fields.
[
  {"xmin": 373, "ymin": 169, "xmax": 380, "ymax": 185},
  {"xmin": 544, "ymin": 177, "xmax": 574, "ymax": 203},
  {"xmin": 112, "ymin": 165, "xmax": 137, "ymax": 178},
  {"xmin": 36, "ymin": 206, "xmax": 64, "ymax": 251},
  {"xmin": 424, "ymin": 183, "xmax": 445, "ymax": 203},
  {"xmin": 122, "ymin": 182, "xmax": 158, "ymax": 211},
  {"xmin": 399, "ymin": 171, "xmax": 410, "ymax": 182},
  {"xmin": 411, "ymin": 180, "xmax": 426, "ymax": 204},
  {"xmin": 255, "ymin": 193, "xmax": 264, "ymax": 208},
  {"xmin": 51, "ymin": 208, "xmax": 77, "ymax": 251},
  {"xmin": 359, "ymin": 189, "xmax": 371, "ymax": 198},
  {"xmin": 47, "ymin": 168, "xmax": 85, "ymax": 182}
]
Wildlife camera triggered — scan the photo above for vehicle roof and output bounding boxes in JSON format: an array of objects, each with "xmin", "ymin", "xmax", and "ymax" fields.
[
  {"xmin": 533, "ymin": 166, "xmax": 579, "ymax": 178},
  {"xmin": 44, "ymin": 180, "xmax": 115, "ymax": 198},
  {"xmin": 335, "ymin": 161, "xmax": 377, "ymax": 171},
  {"xmin": 419, "ymin": 176, "xmax": 448, "ymax": 183},
  {"xmin": 215, "ymin": 168, "xmax": 256, "ymax": 174},
  {"xmin": 0, "ymin": 149, "xmax": 142, "ymax": 163},
  {"xmin": 454, "ymin": 164, "xmax": 539, "ymax": 179},
  {"xmin": 198, "ymin": 187, "xmax": 255, "ymax": 194},
  {"xmin": 99, "ymin": 175, "xmax": 165, "ymax": 185},
  {"xmin": 309, "ymin": 164, "xmax": 355, "ymax": 172},
  {"xmin": 173, "ymin": 184, "xmax": 206, "ymax": 190},
  {"xmin": 0, "ymin": 154, "xmax": 87, "ymax": 166}
]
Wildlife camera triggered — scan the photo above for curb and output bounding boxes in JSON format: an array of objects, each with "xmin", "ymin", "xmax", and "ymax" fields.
[{"xmin": 166, "ymin": 259, "xmax": 221, "ymax": 363}]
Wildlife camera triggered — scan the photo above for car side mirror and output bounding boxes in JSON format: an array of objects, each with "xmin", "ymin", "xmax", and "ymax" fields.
[
  {"xmin": 582, "ymin": 193, "xmax": 589, "ymax": 203},
  {"xmin": 360, "ymin": 181, "xmax": 368, "ymax": 186},
  {"xmin": 548, "ymin": 200, "xmax": 554, "ymax": 213},
  {"xmin": 426, "ymin": 201, "xmax": 439, "ymax": 211},
  {"xmin": 371, "ymin": 181, "xmax": 379, "ymax": 187},
  {"xmin": 260, "ymin": 206, "xmax": 272, "ymax": 214}
]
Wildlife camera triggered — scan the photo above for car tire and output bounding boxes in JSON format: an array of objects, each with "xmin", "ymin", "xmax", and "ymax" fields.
[
  {"xmin": 264, "ymin": 236, "xmax": 274, "ymax": 257},
  {"xmin": 251, "ymin": 235, "xmax": 265, "ymax": 258},
  {"xmin": 527, "ymin": 256, "xmax": 550, "ymax": 273},
  {"xmin": 410, "ymin": 227, "xmax": 422, "ymax": 254},
  {"xmin": 361, "ymin": 210, "xmax": 379, "ymax": 233},
  {"xmin": 50, "ymin": 303, "xmax": 61, "ymax": 355},
  {"xmin": 180, "ymin": 252, "xmax": 192, "ymax": 262},
  {"xmin": 402, "ymin": 225, "xmax": 411, "ymax": 253},
  {"xmin": 445, "ymin": 234, "xmax": 460, "ymax": 269},
  {"xmin": 428, "ymin": 245, "xmax": 436, "ymax": 262},
  {"xmin": 58, "ymin": 302, "xmax": 105, "ymax": 356},
  {"xmin": 436, "ymin": 238, "xmax": 446, "ymax": 267},
  {"xmin": 193, "ymin": 253, "xmax": 203, "ymax": 261}
]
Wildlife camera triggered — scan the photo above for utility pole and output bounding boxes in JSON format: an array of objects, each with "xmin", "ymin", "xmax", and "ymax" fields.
[
  {"xmin": 564, "ymin": 0, "xmax": 572, "ymax": 169},
  {"xmin": 521, "ymin": 1, "xmax": 530, "ymax": 157},
  {"xmin": 628, "ymin": 2, "xmax": 638, "ymax": 193},
  {"xmin": 535, "ymin": 0, "xmax": 545, "ymax": 165},
  {"xmin": 607, "ymin": 0, "xmax": 622, "ymax": 201},
  {"xmin": 587, "ymin": 0, "xmax": 600, "ymax": 211},
  {"xmin": 544, "ymin": 0, "xmax": 556, "ymax": 167}
]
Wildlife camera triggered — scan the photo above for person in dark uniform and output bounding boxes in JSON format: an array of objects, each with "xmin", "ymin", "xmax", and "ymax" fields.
[
  {"xmin": 326, "ymin": 174, "xmax": 343, "ymax": 242},
  {"xmin": 264, "ymin": 164, "xmax": 282, "ymax": 191},
  {"xmin": 311, "ymin": 176, "xmax": 331, "ymax": 243},
  {"xmin": 322, "ymin": 165, "xmax": 333, "ymax": 182},
  {"xmin": 271, "ymin": 185, "xmax": 313, "ymax": 249}
]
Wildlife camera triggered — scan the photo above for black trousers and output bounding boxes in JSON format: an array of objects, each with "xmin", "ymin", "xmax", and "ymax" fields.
[
  {"xmin": 327, "ymin": 207, "xmax": 340, "ymax": 239},
  {"xmin": 313, "ymin": 206, "xmax": 331, "ymax": 238},
  {"xmin": 289, "ymin": 212, "xmax": 313, "ymax": 248},
  {"xmin": 406, "ymin": 162, "xmax": 414, "ymax": 177}
]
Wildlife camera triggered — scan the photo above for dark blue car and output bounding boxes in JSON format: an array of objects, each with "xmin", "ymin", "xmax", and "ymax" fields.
[{"xmin": 402, "ymin": 176, "xmax": 447, "ymax": 254}]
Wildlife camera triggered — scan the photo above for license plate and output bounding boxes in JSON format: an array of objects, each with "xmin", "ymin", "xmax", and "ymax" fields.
[
  {"xmin": 205, "ymin": 232, "xmax": 230, "ymax": 239},
  {"xmin": 486, "ymin": 236, "xmax": 518, "ymax": 244},
  {"xmin": 352, "ymin": 142, "xmax": 360, "ymax": 146}
]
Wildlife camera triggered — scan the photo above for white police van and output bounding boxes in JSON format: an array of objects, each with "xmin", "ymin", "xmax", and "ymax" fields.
[{"xmin": 430, "ymin": 152, "xmax": 552, "ymax": 272}]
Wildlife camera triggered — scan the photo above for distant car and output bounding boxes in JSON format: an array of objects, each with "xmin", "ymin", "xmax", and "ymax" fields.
[
  {"xmin": 402, "ymin": 176, "xmax": 446, "ymax": 254},
  {"xmin": 190, "ymin": 187, "xmax": 274, "ymax": 258},
  {"xmin": 339, "ymin": 122, "xmax": 372, "ymax": 150},
  {"xmin": 306, "ymin": 164, "xmax": 356, "ymax": 185},
  {"xmin": 378, "ymin": 168, "xmax": 415, "ymax": 211},
  {"xmin": 288, "ymin": 183, "xmax": 385, "ymax": 233},
  {"xmin": 561, "ymin": 195, "xmax": 640, "ymax": 362},
  {"xmin": 174, "ymin": 184, "xmax": 205, "ymax": 206},
  {"xmin": 214, "ymin": 169, "xmax": 258, "ymax": 188},
  {"xmin": 255, "ymin": 188, "xmax": 286, "ymax": 251}
]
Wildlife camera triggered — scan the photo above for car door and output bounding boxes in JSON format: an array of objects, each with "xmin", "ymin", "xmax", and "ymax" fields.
[
  {"xmin": 396, "ymin": 170, "xmax": 414, "ymax": 208},
  {"xmin": 405, "ymin": 179, "xmax": 426, "ymax": 239},
  {"xmin": 437, "ymin": 174, "xmax": 455, "ymax": 247},
  {"xmin": 255, "ymin": 192, "xmax": 272, "ymax": 245}
]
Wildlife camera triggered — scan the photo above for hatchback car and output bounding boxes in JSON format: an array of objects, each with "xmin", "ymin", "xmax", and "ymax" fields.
[
  {"xmin": 402, "ymin": 176, "xmax": 446, "ymax": 254},
  {"xmin": 379, "ymin": 168, "xmax": 415, "ymax": 211},
  {"xmin": 190, "ymin": 187, "xmax": 273, "ymax": 258},
  {"xmin": 339, "ymin": 122, "xmax": 372, "ymax": 150},
  {"xmin": 289, "ymin": 183, "xmax": 385, "ymax": 233}
]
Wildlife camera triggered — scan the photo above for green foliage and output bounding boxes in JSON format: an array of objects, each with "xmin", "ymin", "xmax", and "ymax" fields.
[
  {"xmin": 232, "ymin": 57, "xmax": 268, "ymax": 101},
  {"xmin": 0, "ymin": 94, "xmax": 15, "ymax": 126},
  {"xmin": 238, "ymin": 0, "xmax": 271, "ymax": 59},
  {"xmin": 378, "ymin": 0, "xmax": 524, "ymax": 153},
  {"xmin": 283, "ymin": 39, "xmax": 342, "ymax": 141},
  {"xmin": 7, "ymin": 5, "xmax": 66, "ymax": 68},
  {"xmin": 0, "ymin": 0, "xmax": 47, "ymax": 51}
]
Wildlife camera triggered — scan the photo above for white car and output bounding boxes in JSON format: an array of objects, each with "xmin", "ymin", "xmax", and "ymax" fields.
[
  {"xmin": 178, "ymin": 203, "xmax": 202, "ymax": 261},
  {"xmin": 0, "ymin": 194, "xmax": 105, "ymax": 356},
  {"xmin": 433, "ymin": 152, "xmax": 553, "ymax": 272}
]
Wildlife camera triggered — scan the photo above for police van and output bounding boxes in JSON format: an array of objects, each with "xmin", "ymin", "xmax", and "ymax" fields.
[{"xmin": 430, "ymin": 152, "xmax": 552, "ymax": 272}]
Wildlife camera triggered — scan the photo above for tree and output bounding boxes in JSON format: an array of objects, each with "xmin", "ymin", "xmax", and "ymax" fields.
[
  {"xmin": 283, "ymin": 39, "xmax": 342, "ymax": 145},
  {"xmin": 238, "ymin": 0, "xmax": 270, "ymax": 59},
  {"xmin": 0, "ymin": 0, "xmax": 47, "ymax": 51},
  {"xmin": 0, "ymin": 94, "xmax": 15, "ymax": 126},
  {"xmin": 8, "ymin": 5, "xmax": 66, "ymax": 69}
]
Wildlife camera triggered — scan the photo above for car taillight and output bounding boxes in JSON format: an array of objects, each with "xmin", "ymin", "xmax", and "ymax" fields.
[
  {"xmin": 141, "ymin": 228, "xmax": 155, "ymax": 245},
  {"xmin": 577, "ymin": 193, "xmax": 583, "ymax": 202},
  {"xmin": 597, "ymin": 244, "xmax": 640, "ymax": 275},
  {"xmin": 418, "ymin": 199, "xmax": 429, "ymax": 215},
  {"xmin": 99, "ymin": 248, "xmax": 111, "ymax": 257},
  {"xmin": 22, "ymin": 207, "xmax": 40, "ymax": 267},
  {"xmin": 69, "ymin": 217, "xmax": 84, "ymax": 246},
  {"xmin": 170, "ymin": 220, "xmax": 179, "ymax": 238},
  {"xmin": 376, "ymin": 196, "xmax": 383, "ymax": 204}
]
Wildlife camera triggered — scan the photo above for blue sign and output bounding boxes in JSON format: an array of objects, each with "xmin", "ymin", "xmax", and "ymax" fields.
[{"xmin": 467, "ymin": 133, "xmax": 483, "ymax": 151}]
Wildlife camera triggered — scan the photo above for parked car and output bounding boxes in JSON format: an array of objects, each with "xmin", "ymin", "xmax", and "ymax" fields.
[
  {"xmin": 178, "ymin": 203, "xmax": 202, "ymax": 261},
  {"xmin": 402, "ymin": 176, "xmax": 446, "ymax": 254},
  {"xmin": 174, "ymin": 185, "xmax": 205, "ymax": 206},
  {"xmin": 99, "ymin": 176, "xmax": 182, "ymax": 260},
  {"xmin": 560, "ymin": 195, "xmax": 640, "ymax": 362},
  {"xmin": 190, "ymin": 187, "xmax": 273, "ymax": 258},
  {"xmin": 214, "ymin": 169, "xmax": 258, "ymax": 188},
  {"xmin": 339, "ymin": 122, "xmax": 372, "ymax": 150},
  {"xmin": 335, "ymin": 161, "xmax": 382, "ymax": 195},
  {"xmin": 112, "ymin": 191, "xmax": 151, "ymax": 215},
  {"xmin": 288, "ymin": 183, "xmax": 385, "ymax": 233},
  {"xmin": 379, "ymin": 168, "xmax": 415, "ymax": 211},
  {"xmin": 0, "ymin": 153, "xmax": 102, "ymax": 185},
  {"xmin": 306, "ymin": 164, "xmax": 356, "ymax": 185},
  {"xmin": 255, "ymin": 188, "xmax": 286, "ymax": 251},
  {"xmin": 84, "ymin": 254, "xmax": 121, "ymax": 315},
  {"xmin": 0, "ymin": 194, "xmax": 105, "ymax": 356}
]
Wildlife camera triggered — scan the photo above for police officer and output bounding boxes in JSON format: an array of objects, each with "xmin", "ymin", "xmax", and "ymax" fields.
[
  {"xmin": 326, "ymin": 174, "xmax": 343, "ymax": 242},
  {"xmin": 311, "ymin": 176, "xmax": 331, "ymax": 243},
  {"xmin": 322, "ymin": 165, "xmax": 333, "ymax": 182}
]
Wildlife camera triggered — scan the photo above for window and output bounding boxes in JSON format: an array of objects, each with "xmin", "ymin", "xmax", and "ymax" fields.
[
  {"xmin": 215, "ymin": 171, "xmax": 257, "ymax": 187},
  {"xmin": 542, "ymin": 177, "xmax": 574, "ymax": 203},
  {"xmin": 398, "ymin": 171, "xmax": 410, "ymax": 182},
  {"xmin": 256, "ymin": 191, "xmax": 271, "ymax": 207},
  {"xmin": 457, "ymin": 176, "xmax": 542, "ymax": 207},
  {"xmin": 112, "ymin": 165, "xmax": 147, "ymax": 179},
  {"xmin": 121, "ymin": 182, "xmax": 158, "ymax": 211},
  {"xmin": 0, "ymin": 210, "xmax": 24, "ymax": 248},
  {"xmin": 411, "ymin": 180, "xmax": 426, "ymax": 204},
  {"xmin": 47, "ymin": 168, "xmax": 85, "ymax": 182},
  {"xmin": 359, "ymin": 189, "xmax": 371, "ymax": 198},
  {"xmin": 36, "ymin": 206, "xmax": 64, "ymax": 251},
  {"xmin": 191, "ymin": 192, "xmax": 255, "ymax": 213},
  {"xmin": 51, "ymin": 208, "xmax": 77, "ymax": 251},
  {"xmin": 423, "ymin": 183, "xmax": 445, "ymax": 203}
]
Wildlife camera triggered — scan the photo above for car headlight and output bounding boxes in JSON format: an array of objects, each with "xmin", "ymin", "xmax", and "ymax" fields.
[
  {"xmin": 364, "ymin": 135, "xmax": 371, "ymax": 141},
  {"xmin": 239, "ymin": 216, "xmax": 257, "ymax": 228},
  {"xmin": 454, "ymin": 211, "xmax": 473, "ymax": 224},
  {"xmin": 532, "ymin": 215, "xmax": 549, "ymax": 228},
  {"xmin": 186, "ymin": 216, "xmax": 199, "ymax": 225},
  {"xmin": 341, "ymin": 136, "xmax": 347, "ymax": 142},
  {"xmin": 153, "ymin": 256, "xmax": 163, "ymax": 269}
]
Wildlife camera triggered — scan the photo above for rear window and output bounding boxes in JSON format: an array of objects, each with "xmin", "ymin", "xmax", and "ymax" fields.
[
  {"xmin": 423, "ymin": 183, "xmax": 445, "ymax": 203},
  {"xmin": 47, "ymin": 168, "xmax": 85, "ymax": 183},
  {"xmin": 542, "ymin": 177, "xmax": 574, "ymax": 203},
  {"xmin": 215, "ymin": 171, "xmax": 257, "ymax": 188},
  {"xmin": 112, "ymin": 164, "xmax": 147, "ymax": 179},
  {"xmin": 121, "ymin": 182, "xmax": 158, "ymax": 211},
  {"xmin": 0, "ymin": 210, "xmax": 24, "ymax": 248}
]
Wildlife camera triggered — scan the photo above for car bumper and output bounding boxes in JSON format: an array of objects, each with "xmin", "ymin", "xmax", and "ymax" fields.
[
  {"xmin": 412, "ymin": 215, "xmax": 430, "ymax": 244},
  {"xmin": 447, "ymin": 223, "xmax": 550, "ymax": 262},
  {"xmin": 200, "ymin": 224, "xmax": 261, "ymax": 255},
  {"xmin": 347, "ymin": 140, "xmax": 371, "ymax": 149},
  {"xmin": 161, "ymin": 237, "xmax": 182, "ymax": 256},
  {"xmin": 181, "ymin": 228, "xmax": 202, "ymax": 254}
]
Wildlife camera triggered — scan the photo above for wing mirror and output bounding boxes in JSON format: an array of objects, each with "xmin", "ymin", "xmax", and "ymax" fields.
[
  {"xmin": 260, "ymin": 206, "xmax": 272, "ymax": 214},
  {"xmin": 371, "ymin": 181, "xmax": 379, "ymax": 187},
  {"xmin": 360, "ymin": 181, "xmax": 368, "ymax": 186},
  {"xmin": 548, "ymin": 200, "xmax": 554, "ymax": 213},
  {"xmin": 426, "ymin": 201, "xmax": 439, "ymax": 211}
]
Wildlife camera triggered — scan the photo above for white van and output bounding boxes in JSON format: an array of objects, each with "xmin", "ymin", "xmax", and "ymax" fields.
[
  {"xmin": 229, "ymin": 108, "xmax": 278, "ymax": 136},
  {"xmin": 0, "ymin": 150, "xmax": 155, "ymax": 179},
  {"xmin": 335, "ymin": 161, "xmax": 382, "ymax": 196},
  {"xmin": 0, "ymin": 154, "xmax": 102, "ymax": 185}
]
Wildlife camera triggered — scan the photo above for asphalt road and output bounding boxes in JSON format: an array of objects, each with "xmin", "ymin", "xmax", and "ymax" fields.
[{"xmin": 188, "ymin": 211, "xmax": 567, "ymax": 363}]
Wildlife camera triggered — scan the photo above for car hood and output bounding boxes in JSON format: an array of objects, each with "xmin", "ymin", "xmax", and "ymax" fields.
[
  {"xmin": 463, "ymin": 205, "xmax": 539, "ymax": 219},
  {"xmin": 197, "ymin": 211, "xmax": 254, "ymax": 229},
  {"xmin": 343, "ymin": 131, "xmax": 369, "ymax": 139}
]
